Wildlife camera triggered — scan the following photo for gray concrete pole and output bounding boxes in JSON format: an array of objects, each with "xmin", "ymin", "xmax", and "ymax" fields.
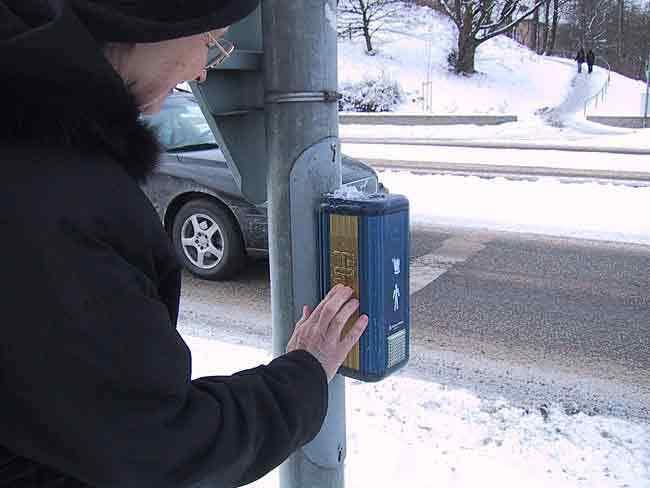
[
  {"xmin": 643, "ymin": 54, "xmax": 650, "ymax": 129},
  {"xmin": 262, "ymin": 1, "xmax": 346, "ymax": 488}
]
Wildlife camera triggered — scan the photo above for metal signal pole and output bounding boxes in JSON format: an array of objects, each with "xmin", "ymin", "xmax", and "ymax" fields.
[
  {"xmin": 262, "ymin": 1, "xmax": 346, "ymax": 487},
  {"xmin": 643, "ymin": 54, "xmax": 650, "ymax": 129}
]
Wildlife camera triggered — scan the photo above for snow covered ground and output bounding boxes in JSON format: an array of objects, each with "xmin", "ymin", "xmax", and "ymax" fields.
[
  {"xmin": 377, "ymin": 171, "xmax": 650, "ymax": 246},
  {"xmin": 339, "ymin": 4, "xmax": 572, "ymax": 115},
  {"xmin": 587, "ymin": 69, "xmax": 650, "ymax": 117},
  {"xmin": 337, "ymin": 1, "xmax": 649, "ymax": 151},
  {"xmin": 343, "ymin": 143, "xmax": 650, "ymax": 174},
  {"xmin": 185, "ymin": 335, "xmax": 650, "ymax": 488},
  {"xmin": 340, "ymin": 118, "xmax": 650, "ymax": 149},
  {"xmin": 338, "ymin": 2, "xmax": 645, "ymax": 118}
]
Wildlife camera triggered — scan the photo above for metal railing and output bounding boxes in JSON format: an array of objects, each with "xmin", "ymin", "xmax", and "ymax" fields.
[
  {"xmin": 583, "ymin": 56, "xmax": 612, "ymax": 116},
  {"xmin": 422, "ymin": 37, "xmax": 436, "ymax": 112}
]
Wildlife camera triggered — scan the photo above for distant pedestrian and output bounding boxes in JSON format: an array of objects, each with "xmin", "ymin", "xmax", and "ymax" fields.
[
  {"xmin": 576, "ymin": 48, "xmax": 586, "ymax": 74},
  {"xmin": 586, "ymin": 49, "xmax": 596, "ymax": 74}
]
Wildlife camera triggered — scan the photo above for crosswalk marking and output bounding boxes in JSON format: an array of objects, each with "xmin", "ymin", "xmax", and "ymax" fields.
[{"xmin": 410, "ymin": 236, "xmax": 488, "ymax": 295}]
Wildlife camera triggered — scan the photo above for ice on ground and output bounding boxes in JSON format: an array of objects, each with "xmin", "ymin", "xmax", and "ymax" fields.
[
  {"xmin": 378, "ymin": 171, "xmax": 650, "ymax": 246},
  {"xmin": 184, "ymin": 334, "xmax": 650, "ymax": 488}
]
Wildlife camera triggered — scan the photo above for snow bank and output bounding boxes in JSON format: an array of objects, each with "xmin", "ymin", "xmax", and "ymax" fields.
[
  {"xmin": 185, "ymin": 334, "xmax": 650, "ymax": 488},
  {"xmin": 340, "ymin": 121, "xmax": 650, "ymax": 148},
  {"xmin": 587, "ymin": 70, "xmax": 649, "ymax": 117},
  {"xmin": 379, "ymin": 171, "xmax": 650, "ymax": 246}
]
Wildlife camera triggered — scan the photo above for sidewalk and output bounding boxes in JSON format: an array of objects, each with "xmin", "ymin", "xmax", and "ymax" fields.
[
  {"xmin": 340, "ymin": 137, "xmax": 650, "ymax": 155},
  {"xmin": 184, "ymin": 334, "xmax": 650, "ymax": 488},
  {"xmin": 339, "ymin": 116, "xmax": 650, "ymax": 155},
  {"xmin": 341, "ymin": 142, "xmax": 650, "ymax": 183}
]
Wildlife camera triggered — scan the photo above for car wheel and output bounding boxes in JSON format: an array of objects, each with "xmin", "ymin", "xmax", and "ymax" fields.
[{"xmin": 172, "ymin": 199, "xmax": 245, "ymax": 281}]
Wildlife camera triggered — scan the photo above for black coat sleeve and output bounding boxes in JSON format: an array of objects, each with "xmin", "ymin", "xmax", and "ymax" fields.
[{"xmin": 0, "ymin": 175, "xmax": 328, "ymax": 488}]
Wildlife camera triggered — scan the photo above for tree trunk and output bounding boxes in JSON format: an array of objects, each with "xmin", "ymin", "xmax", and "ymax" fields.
[
  {"xmin": 530, "ymin": 8, "xmax": 539, "ymax": 51},
  {"xmin": 541, "ymin": 0, "xmax": 550, "ymax": 54},
  {"xmin": 455, "ymin": 5, "xmax": 477, "ymax": 74},
  {"xmin": 616, "ymin": 0, "xmax": 624, "ymax": 58},
  {"xmin": 363, "ymin": 24, "xmax": 373, "ymax": 52},
  {"xmin": 457, "ymin": 36, "xmax": 477, "ymax": 74},
  {"xmin": 358, "ymin": 0, "xmax": 373, "ymax": 53},
  {"xmin": 547, "ymin": 0, "xmax": 559, "ymax": 54},
  {"xmin": 505, "ymin": 14, "xmax": 514, "ymax": 38}
]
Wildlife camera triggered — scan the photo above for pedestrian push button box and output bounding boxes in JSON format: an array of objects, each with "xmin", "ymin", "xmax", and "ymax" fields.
[{"xmin": 319, "ymin": 193, "xmax": 410, "ymax": 382}]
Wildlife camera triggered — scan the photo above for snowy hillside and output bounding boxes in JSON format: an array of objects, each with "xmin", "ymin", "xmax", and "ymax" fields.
[
  {"xmin": 586, "ymin": 69, "xmax": 649, "ymax": 116},
  {"xmin": 338, "ymin": 2, "xmax": 645, "ymax": 116}
]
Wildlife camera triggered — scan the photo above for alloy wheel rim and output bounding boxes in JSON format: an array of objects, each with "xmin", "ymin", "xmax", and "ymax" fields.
[{"xmin": 181, "ymin": 213, "xmax": 225, "ymax": 270}]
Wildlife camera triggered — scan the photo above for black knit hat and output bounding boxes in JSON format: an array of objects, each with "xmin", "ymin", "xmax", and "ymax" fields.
[{"xmin": 70, "ymin": 0, "xmax": 261, "ymax": 43}]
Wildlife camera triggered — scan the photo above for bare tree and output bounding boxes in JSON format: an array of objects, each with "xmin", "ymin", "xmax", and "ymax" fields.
[
  {"xmin": 531, "ymin": 3, "xmax": 540, "ymax": 51},
  {"xmin": 545, "ymin": 0, "xmax": 560, "ymax": 53},
  {"xmin": 440, "ymin": 0, "xmax": 547, "ymax": 74},
  {"xmin": 568, "ymin": 0, "xmax": 611, "ymax": 48},
  {"xmin": 548, "ymin": 0, "xmax": 648, "ymax": 79},
  {"xmin": 616, "ymin": 0, "xmax": 624, "ymax": 58},
  {"xmin": 338, "ymin": 0, "xmax": 402, "ymax": 53},
  {"xmin": 540, "ymin": 0, "xmax": 551, "ymax": 54}
]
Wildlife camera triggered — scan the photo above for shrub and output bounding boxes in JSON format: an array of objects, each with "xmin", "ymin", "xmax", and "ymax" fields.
[
  {"xmin": 447, "ymin": 49, "xmax": 458, "ymax": 71},
  {"xmin": 339, "ymin": 74, "xmax": 404, "ymax": 112}
]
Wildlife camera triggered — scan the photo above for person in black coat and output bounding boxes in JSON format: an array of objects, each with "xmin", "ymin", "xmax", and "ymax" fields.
[
  {"xmin": 576, "ymin": 47, "xmax": 586, "ymax": 73},
  {"xmin": 586, "ymin": 49, "xmax": 596, "ymax": 74},
  {"xmin": 0, "ymin": 1, "xmax": 369, "ymax": 487}
]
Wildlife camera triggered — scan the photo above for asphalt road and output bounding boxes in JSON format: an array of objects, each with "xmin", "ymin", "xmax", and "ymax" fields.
[{"xmin": 177, "ymin": 225, "xmax": 650, "ymax": 421}]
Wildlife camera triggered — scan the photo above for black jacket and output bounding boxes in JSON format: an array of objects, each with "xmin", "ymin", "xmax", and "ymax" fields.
[
  {"xmin": 576, "ymin": 49, "xmax": 586, "ymax": 63},
  {"xmin": 0, "ymin": 1, "xmax": 328, "ymax": 487}
]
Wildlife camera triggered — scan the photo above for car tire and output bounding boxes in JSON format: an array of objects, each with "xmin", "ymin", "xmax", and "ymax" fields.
[{"xmin": 172, "ymin": 199, "xmax": 245, "ymax": 281}]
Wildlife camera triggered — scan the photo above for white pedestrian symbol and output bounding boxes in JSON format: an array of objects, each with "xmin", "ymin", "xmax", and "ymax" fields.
[
  {"xmin": 393, "ymin": 283, "xmax": 401, "ymax": 312},
  {"xmin": 392, "ymin": 257, "xmax": 401, "ymax": 275}
]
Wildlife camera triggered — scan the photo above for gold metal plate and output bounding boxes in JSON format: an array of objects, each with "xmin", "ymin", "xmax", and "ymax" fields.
[{"xmin": 329, "ymin": 214, "xmax": 360, "ymax": 370}]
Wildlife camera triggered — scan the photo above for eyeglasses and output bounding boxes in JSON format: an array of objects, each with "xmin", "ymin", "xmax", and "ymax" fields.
[{"xmin": 205, "ymin": 32, "xmax": 235, "ymax": 70}]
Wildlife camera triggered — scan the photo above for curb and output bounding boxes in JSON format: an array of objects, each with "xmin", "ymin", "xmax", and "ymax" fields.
[
  {"xmin": 341, "ymin": 138, "xmax": 650, "ymax": 156},
  {"xmin": 363, "ymin": 159, "xmax": 650, "ymax": 185}
]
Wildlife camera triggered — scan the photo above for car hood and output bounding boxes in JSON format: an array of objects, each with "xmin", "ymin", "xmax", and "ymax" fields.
[
  {"xmin": 177, "ymin": 147, "xmax": 227, "ymax": 164},
  {"xmin": 341, "ymin": 155, "xmax": 376, "ymax": 184},
  {"xmin": 178, "ymin": 149, "xmax": 376, "ymax": 184}
]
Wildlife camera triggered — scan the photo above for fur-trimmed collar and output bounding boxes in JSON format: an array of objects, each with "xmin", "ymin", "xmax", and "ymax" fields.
[
  {"xmin": 0, "ymin": 0, "xmax": 161, "ymax": 183},
  {"xmin": 0, "ymin": 76, "xmax": 161, "ymax": 184}
]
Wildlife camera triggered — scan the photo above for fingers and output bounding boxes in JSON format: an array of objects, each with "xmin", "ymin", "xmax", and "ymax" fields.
[
  {"xmin": 317, "ymin": 286, "xmax": 355, "ymax": 327},
  {"xmin": 341, "ymin": 315, "xmax": 369, "ymax": 348},
  {"xmin": 330, "ymin": 298, "xmax": 361, "ymax": 338},
  {"xmin": 301, "ymin": 305, "xmax": 312, "ymax": 321},
  {"xmin": 294, "ymin": 305, "xmax": 312, "ymax": 331},
  {"xmin": 309, "ymin": 284, "xmax": 345, "ymax": 320}
]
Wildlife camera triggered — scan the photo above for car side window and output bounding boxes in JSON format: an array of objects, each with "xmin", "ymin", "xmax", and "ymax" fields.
[{"xmin": 142, "ymin": 99, "xmax": 218, "ymax": 152}]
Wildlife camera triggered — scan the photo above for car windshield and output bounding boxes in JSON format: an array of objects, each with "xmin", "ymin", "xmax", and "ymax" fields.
[{"xmin": 142, "ymin": 98, "xmax": 219, "ymax": 152}]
